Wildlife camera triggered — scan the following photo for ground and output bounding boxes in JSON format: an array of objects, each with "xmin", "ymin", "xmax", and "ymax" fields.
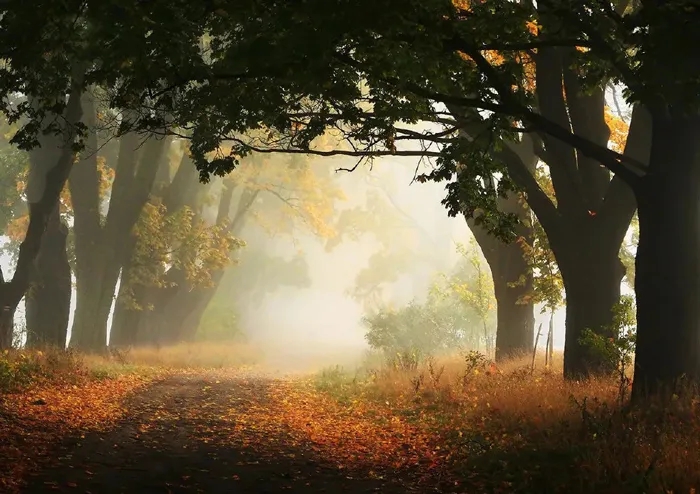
[
  {"xmin": 21, "ymin": 372, "xmax": 434, "ymax": 494},
  {"xmin": 2, "ymin": 349, "xmax": 698, "ymax": 493}
]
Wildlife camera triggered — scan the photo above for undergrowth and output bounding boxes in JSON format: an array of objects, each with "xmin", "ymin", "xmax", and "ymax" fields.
[
  {"xmin": 0, "ymin": 348, "xmax": 87, "ymax": 393},
  {"xmin": 315, "ymin": 351, "xmax": 700, "ymax": 493}
]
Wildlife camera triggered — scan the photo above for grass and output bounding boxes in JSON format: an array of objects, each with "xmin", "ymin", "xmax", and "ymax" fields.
[
  {"xmin": 314, "ymin": 350, "xmax": 700, "ymax": 493},
  {"xmin": 0, "ymin": 341, "xmax": 262, "ymax": 391},
  {"xmin": 0, "ymin": 348, "xmax": 87, "ymax": 392}
]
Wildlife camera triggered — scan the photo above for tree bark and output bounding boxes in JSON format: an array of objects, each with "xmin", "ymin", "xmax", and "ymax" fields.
[
  {"xmin": 111, "ymin": 151, "xmax": 201, "ymax": 347},
  {"xmin": 493, "ymin": 261, "xmax": 535, "ymax": 360},
  {"xmin": 108, "ymin": 261, "xmax": 141, "ymax": 347},
  {"xmin": 0, "ymin": 82, "xmax": 83, "ymax": 349},
  {"xmin": 556, "ymin": 227, "xmax": 625, "ymax": 378},
  {"xmin": 68, "ymin": 100, "xmax": 172, "ymax": 350},
  {"xmin": 632, "ymin": 114, "xmax": 700, "ymax": 400},
  {"xmin": 468, "ymin": 186, "xmax": 535, "ymax": 361},
  {"xmin": 25, "ymin": 206, "xmax": 71, "ymax": 348},
  {"xmin": 137, "ymin": 182, "xmax": 250, "ymax": 346},
  {"xmin": 162, "ymin": 271, "xmax": 225, "ymax": 343},
  {"xmin": 474, "ymin": 222, "xmax": 535, "ymax": 361}
]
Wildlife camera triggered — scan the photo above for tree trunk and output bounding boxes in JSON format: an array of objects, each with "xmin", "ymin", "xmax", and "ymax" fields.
[
  {"xmin": 632, "ymin": 115, "xmax": 700, "ymax": 400},
  {"xmin": 109, "ymin": 265, "xmax": 144, "ymax": 347},
  {"xmin": 557, "ymin": 231, "xmax": 625, "ymax": 378},
  {"xmin": 490, "ymin": 241, "xmax": 535, "ymax": 361},
  {"xmin": 470, "ymin": 192, "xmax": 535, "ymax": 362},
  {"xmin": 25, "ymin": 207, "xmax": 71, "ymax": 348},
  {"xmin": 0, "ymin": 84, "xmax": 84, "ymax": 349},
  {"xmin": 0, "ymin": 279, "xmax": 21, "ymax": 348},
  {"xmin": 70, "ymin": 269, "xmax": 116, "ymax": 351}
]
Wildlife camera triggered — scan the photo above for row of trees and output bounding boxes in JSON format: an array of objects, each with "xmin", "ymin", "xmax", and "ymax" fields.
[
  {"xmin": 0, "ymin": 103, "xmax": 344, "ymax": 349},
  {"xmin": 0, "ymin": 1, "xmax": 696, "ymax": 400},
  {"xmin": 148, "ymin": 0, "xmax": 678, "ymax": 401}
]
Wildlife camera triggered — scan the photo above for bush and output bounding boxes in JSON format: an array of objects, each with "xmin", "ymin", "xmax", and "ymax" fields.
[
  {"xmin": 0, "ymin": 348, "xmax": 85, "ymax": 393},
  {"xmin": 362, "ymin": 243, "xmax": 496, "ymax": 365},
  {"xmin": 363, "ymin": 287, "xmax": 487, "ymax": 364},
  {"xmin": 580, "ymin": 295, "xmax": 636, "ymax": 403}
]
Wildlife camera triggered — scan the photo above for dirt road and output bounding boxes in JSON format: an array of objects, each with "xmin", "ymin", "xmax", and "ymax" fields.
[{"xmin": 23, "ymin": 373, "xmax": 427, "ymax": 494}]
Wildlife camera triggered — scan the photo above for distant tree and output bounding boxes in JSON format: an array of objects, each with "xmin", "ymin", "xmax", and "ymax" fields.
[{"xmin": 447, "ymin": 241, "xmax": 497, "ymax": 356}]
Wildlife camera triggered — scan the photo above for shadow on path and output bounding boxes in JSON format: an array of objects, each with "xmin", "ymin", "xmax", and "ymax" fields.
[{"xmin": 23, "ymin": 374, "xmax": 417, "ymax": 494}]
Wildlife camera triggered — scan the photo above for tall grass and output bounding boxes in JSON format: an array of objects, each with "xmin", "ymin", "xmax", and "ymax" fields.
[{"xmin": 316, "ymin": 351, "xmax": 700, "ymax": 493}]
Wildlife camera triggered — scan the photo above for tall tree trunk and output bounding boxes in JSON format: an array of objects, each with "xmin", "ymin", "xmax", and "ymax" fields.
[
  {"xmin": 0, "ymin": 83, "xmax": 83, "ymax": 349},
  {"xmin": 112, "ymin": 150, "xmax": 200, "ymax": 347},
  {"xmin": 162, "ymin": 271, "xmax": 225, "ymax": 343},
  {"xmin": 25, "ymin": 206, "xmax": 71, "ymax": 348},
  {"xmin": 632, "ymin": 114, "xmax": 700, "ymax": 400},
  {"xmin": 0, "ymin": 270, "xmax": 20, "ymax": 348},
  {"xmin": 140, "ymin": 182, "xmax": 250, "ymax": 346},
  {"xmin": 557, "ymin": 230, "xmax": 625, "ymax": 378},
  {"xmin": 70, "ymin": 253, "xmax": 122, "ymax": 350},
  {"xmin": 469, "ymin": 191, "xmax": 535, "ymax": 362},
  {"xmin": 492, "ymin": 257, "xmax": 535, "ymax": 361},
  {"xmin": 68, "ymin": 100, "xmax": 171, "ymax": 350}
]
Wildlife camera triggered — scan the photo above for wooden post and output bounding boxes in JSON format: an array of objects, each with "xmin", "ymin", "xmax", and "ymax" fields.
[{"xmin": 531, "ymin": 322, "xmax": 543, "ymax": 375}]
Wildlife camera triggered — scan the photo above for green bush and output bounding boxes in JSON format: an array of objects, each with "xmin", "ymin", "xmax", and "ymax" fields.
[{"xmin": 363, "ymin": 290, "xmax": 485, "ymax": 364}]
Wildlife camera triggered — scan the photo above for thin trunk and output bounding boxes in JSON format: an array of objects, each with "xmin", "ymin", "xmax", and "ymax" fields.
[
  {"xmin": 632, "ymin": 114, "xmax": 700, "ymax": 400},
  {"xmin": 548, "ymin": 310, "xmax": 554, "ymax": 365},
  {"xmin": 532, "ymin": 322, "xmax": 543, "ymax": 373},
  {"xmin": 109, "ymin": 264, "xmax": 142, "ymax": 347},
  {"xmin": 0, "ymin": 268, "xmax": 19, "ymax": 348},
  {"xmin": 25, "ymin": 206, "xmax": 71, "ymax": 348}
]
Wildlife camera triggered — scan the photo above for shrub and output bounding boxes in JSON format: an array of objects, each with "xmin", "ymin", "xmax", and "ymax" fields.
[{"xmin": 0, "ymin": 348, "xmax": 85, "ymax": 393}]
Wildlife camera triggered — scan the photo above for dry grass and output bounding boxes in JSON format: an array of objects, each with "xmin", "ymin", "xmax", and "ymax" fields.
[
  {"xmin": 0, "ymin": 348, "xmax": 87, "ymax": 392},
  {"xmin": 317, "ymin": 351, "xmax": 700, "ymax": 493},
  {"xmin": 83, "ymin": 341, "xmax": 264, "ymax": 372}
]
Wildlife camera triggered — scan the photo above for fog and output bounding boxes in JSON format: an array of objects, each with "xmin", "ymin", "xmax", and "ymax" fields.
[
  {"xmin": 1, "ymin": 150, "xmax": 569, "ymax": 366},
  {"xmin": 219, "ymin": 154, "xmax": 568, "ymax": 372}
]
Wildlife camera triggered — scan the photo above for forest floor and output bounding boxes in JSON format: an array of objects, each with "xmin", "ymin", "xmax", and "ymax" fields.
[
  {"xmin": 1, "ymin": 347, "xmax": 699, "ymax": 493},
  {"xmin": 19, "ymin": 371, "xmax": 431, "ymax": 494}
]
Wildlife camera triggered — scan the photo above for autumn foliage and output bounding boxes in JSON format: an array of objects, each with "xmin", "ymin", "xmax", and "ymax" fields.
[{"xmin": 0, "ymin": 349, "xmax": 159, "ymax": 493}]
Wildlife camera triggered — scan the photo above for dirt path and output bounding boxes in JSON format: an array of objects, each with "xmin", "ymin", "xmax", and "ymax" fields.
[{"xmin": 23, "ymin": 373, "xmax": 423, "ymax": 494}]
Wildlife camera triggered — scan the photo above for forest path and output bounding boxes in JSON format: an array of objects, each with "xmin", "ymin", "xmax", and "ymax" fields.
[{"xmin": 23, "ymin": 372, "xmax": 430, "ymax": 494}]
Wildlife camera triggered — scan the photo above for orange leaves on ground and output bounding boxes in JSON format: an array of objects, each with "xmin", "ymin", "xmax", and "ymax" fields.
[
  {"xmin": 0, "ymin": 374, "xmax": 154, "ymax": 493},
  {"xmin": 189, "ymin": 377, "xmax": 449, "ymax": 483}
]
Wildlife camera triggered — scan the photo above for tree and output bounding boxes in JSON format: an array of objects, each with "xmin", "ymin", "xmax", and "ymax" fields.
[
  {"xmin": 110, "ymin": 151, "xmax": 343, "ymax": 347},
  {"xmin": 154, "ymin": 0, "xmax": 700, "ymax": 398},
  {"xmin": 364, "ymin": 243, "xmax": 493, "ymax": 362},
  {"xmin": 327, "ymin": 185, "xmax": 437, "ymax": 310},
  {"xmin": 0, "ymin": 0, "xmax": 226, "ymax": 347},
  {"xmin": 466, "ymin": 189, "xmax": 535, "ymax": 362},
  {"xmin": 0, "ymin": 115, "xmax": 72, "ymax": 347},
  {"xmin": 448, "ymin": 241, "xmax": 497, "ymax": 356},
  {"xmin": 68, "ymin": 94, "xmax": 175, "ymax": 350}
]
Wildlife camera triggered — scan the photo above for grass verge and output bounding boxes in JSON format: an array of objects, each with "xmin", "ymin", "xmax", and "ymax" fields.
[{"xmin": 313, "ymin": 351, "xmax": 700, "ymax": 493}]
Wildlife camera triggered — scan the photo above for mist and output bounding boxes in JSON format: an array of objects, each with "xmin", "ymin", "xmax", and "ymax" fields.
[{"xmin": 206, "ymin": 153, "xmax": 568, "ymax": 373}]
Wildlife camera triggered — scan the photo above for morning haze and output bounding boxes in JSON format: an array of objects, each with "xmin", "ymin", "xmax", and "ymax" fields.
[{"xmin": 0, "ymin": 1, "xmax": 695, "ymax": 493}]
